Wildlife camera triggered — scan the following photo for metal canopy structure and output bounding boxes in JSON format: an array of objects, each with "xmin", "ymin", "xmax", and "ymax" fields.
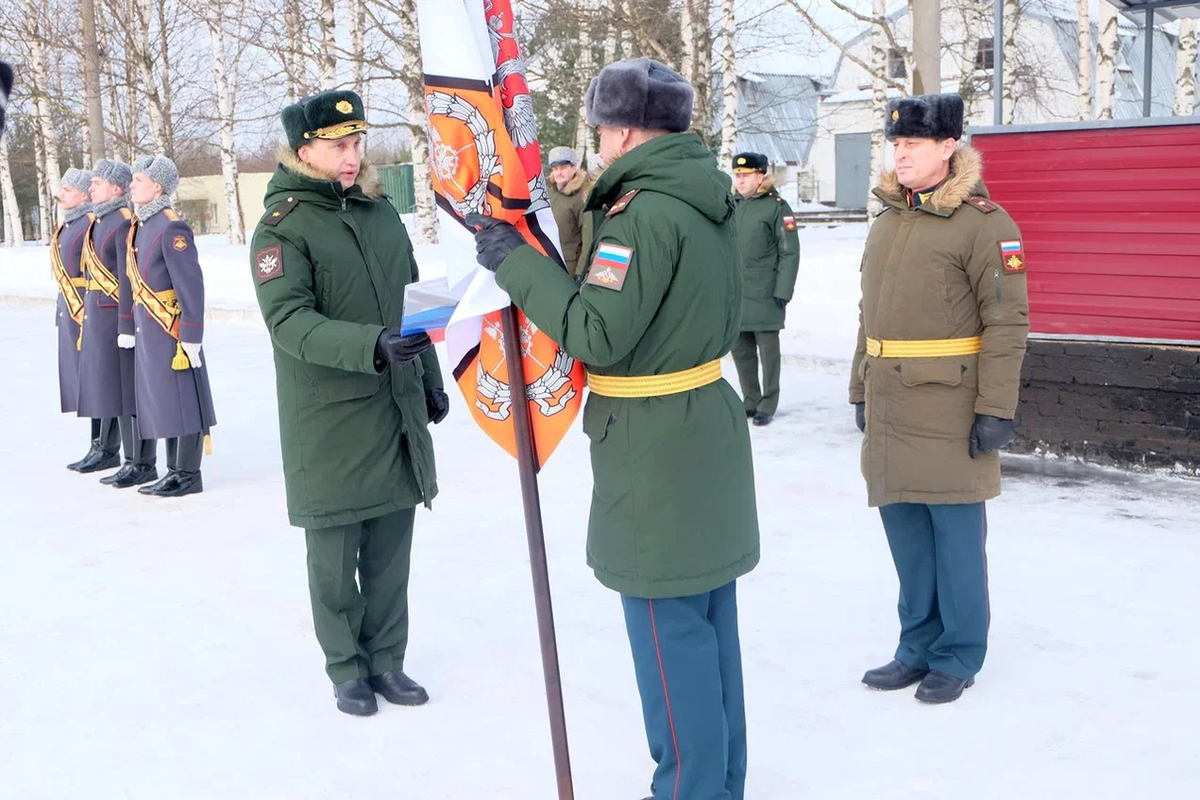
[{"xmin": 993, "ymin": 0, "xmax": 1200, "ymax": 123}]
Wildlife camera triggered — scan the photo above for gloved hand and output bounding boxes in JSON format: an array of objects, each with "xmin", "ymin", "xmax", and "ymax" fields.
[
  {"xmin": 375, "ymin": 329, "xmax": 431, "ymax": 368},
  {"xmin": 464, "ymin": 213, "xmax": 527, "ymax": 272},
  {"xmin": 854, "ymin": 402, "xmax": 866, "ymax": 433},
  {"xmin": 181, "ymin": 341, "xmax": 202, "ymax": 368},
  {"xmin": 969, "ymin": 414, "xmax": 1015, "ymax": 458},
  {"xmin": 117, "ymin": 334, "xmax": 136, "ymax": 349},
  {"xmin": 775, "ymin": 298, "xmax": 788, "ymax": 310},
  {"xmin": 425, "ymin": 388, "xmax": 450, "ymax": 425}
]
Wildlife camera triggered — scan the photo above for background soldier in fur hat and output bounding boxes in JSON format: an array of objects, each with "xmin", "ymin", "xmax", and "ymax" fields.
[
  {"xmin": 850, "ymin": 93, "xmax": 1029, "ymax": 704},
  {"xmin": 250, "ymin": 89, "xmax": 445, "ymax": 717},
  {"xmin": 730, "ymin": 151, "xmax": 800, "ymax": 426},
  {"xmin": 53, "ymin": 169, "xmax": 99, "ymax": 467},
  {"xmin": 469, "ymin": 57, "xmax": 759, "ymax": 800},
  {"xmin": 545, "ymin": 145, "xmax": 592, "ymax": 279},
  {"xmin": 122, "ymin": 155, "xmax": 217, "ymax": 497},
  {"xmin": 75, "ymin": 159, "xmax": 143, "ymax": 478}
]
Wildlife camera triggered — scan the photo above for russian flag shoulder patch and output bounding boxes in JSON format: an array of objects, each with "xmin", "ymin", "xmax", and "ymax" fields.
[
  {"xmin": 999, "ymin": 239, "xmax": 1025, "ymax": 273},
  {"xmin": 586, "ymin": 243, "xmax": 634, "ymax": 292}
]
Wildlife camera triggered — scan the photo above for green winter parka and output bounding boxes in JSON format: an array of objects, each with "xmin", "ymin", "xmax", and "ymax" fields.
[
  {"xmin": 496, "ymin": 132, "xmax": 761, "ymax": 599},
  {"xmin": 251, "ymin": 147, "xmax": 441, "ymax": 529},
  {"xmin": 732, "ymin": 176, "xmax": 801, "ymax": 331}
]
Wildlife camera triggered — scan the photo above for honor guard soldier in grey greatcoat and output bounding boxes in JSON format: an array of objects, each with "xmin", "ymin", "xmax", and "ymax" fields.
[{"xmin": 122, "ymin": 155, "xmax": 217, "ymax": 498}]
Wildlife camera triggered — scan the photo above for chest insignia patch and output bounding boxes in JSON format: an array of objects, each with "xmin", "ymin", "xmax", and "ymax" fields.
[
  {"xmin": 586, "ymin": 243, "xmax": 633, "ymax": 292},
  {"xmin": 255, "ymin": 246, "xmax": 284, "ymax": 284},
  {"xmin": 782, "ymin": 214, "xmax": 797, "ymax": 232},
  {"xmin": 999, "ymin": 239, "xmax": 1025, "ymax": 273},
  {"xmin": 172, "ymin": 235, "xmax": 188, "ymax": 252}
]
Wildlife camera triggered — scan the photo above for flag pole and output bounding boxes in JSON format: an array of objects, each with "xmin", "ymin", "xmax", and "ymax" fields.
[{"xmin": 500, "ymin": 303, "xmax": 575, "ymax": 800}]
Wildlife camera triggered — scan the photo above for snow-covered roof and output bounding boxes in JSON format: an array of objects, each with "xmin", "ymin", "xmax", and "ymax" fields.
[{"xmin": 736, "ymin": 72, "xmax": 822, "ymax": 165}]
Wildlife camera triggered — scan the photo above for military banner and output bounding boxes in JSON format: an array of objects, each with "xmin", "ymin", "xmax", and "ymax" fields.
[{"xmin": 415, "ymin": 0, "xmax": 585, "ymax": 469}]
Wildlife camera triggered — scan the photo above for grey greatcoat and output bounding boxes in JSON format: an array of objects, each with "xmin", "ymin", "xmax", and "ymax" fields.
[
  {"xmin": 77, "ymin": 205, "xmax": 135, "ymax": 420},
  {"xmin": 54, "ymin": 212, "xmax": 93, "ymax": 413}
]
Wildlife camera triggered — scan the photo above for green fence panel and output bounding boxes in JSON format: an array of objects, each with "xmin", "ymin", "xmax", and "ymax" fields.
[{"xmin": 377, "ymin": 163, "xmax": 416, "ymax": 215}]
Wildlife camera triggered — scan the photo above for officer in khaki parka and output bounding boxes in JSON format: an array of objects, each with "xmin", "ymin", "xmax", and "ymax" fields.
[
  {"xmin": 730, "ymin": 151, "xmax": 800, "ymax": 426},
  {"xmin": 850, "ymin": 93, "xmax": 1029, "ymax": 704}
]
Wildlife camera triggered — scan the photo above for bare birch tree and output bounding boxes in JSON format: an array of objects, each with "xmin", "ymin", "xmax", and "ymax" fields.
[
  {"xmin": 1096, "ymin": 1, "xmax": 1120, "ymax": 120},
  {"xmin": 573, "ymin": 2, "xmax": 596, "ymax": 161},
  {"xmin": 868, "ymin": 0, "xmax": 887, "ymax": 221},
  {"xmin": 1176, "ymin": 19, "xmax": 1197, "ymax": 116},
  {"xmin": 0, "ymin": 131, "xmax": 22, "ymax": 245},
  {"xmin": 1001, "ymin": 0, "xmax": 1018, "ymax": 123},
  {"xmin": 320, "ymin": 0, "xmax": 337, "ymax": 89},
  {"xmin": 1078, "ymin": 0, "xmax": 1092, "ymax": 120},
  {"xmin": 81, "ymin": 0, "xmax": 108, "ymax": 160},
  {"xmin": 717, "ymin": 0, "xmax": 737, "ymax": 174},
  {"xmin": 34, "ymin": 126, "xmax": 52, "ymax": 242},
  {"xmin": 26, "ymin": 0, "xmax": 64, "ymax": 216},
  {"xmin": 204, "ymin": 1, "xmax": 245, "ymax": 244},
  {"xmin": 350, "ymin": 0, "xmax": 367, "ymax": 91}
]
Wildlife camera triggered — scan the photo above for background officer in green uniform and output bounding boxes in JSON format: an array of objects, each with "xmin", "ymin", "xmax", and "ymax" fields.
[
  {"xmin": 250, "ymin": 90, "xmax": 447, "ymax": 717},
  {"xmin": 850, "ymin": 93, "xmax": 1029, "ymax": 704},
  {"xmin": 469, "ymin": 58, "xmax": 759, "ymax": 800},
  {"xmin": 730, "ymin": 151, "xmax": 800, "ymax": 426},
  {"xmin": 545, "ymin": 145, "xmax": 592, "ymax": 279}
]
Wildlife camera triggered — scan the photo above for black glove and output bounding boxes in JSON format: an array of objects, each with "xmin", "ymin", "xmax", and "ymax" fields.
[
  {"xmin": 425, "ymin": 388, "xmax": 450, "ymax": 425},
  {"xmin": 0, "ymin": 62, "xmax": 12, "ymax": 136},
  {"xmin": 464, "ymin": 213, "xmax": 527, "ymax": 272},
  {"xmin": 854, "ymin": 402, "xmax": 866, "ymax": 433},
  {"xmin": 374, "ymin": 329, "xmax": 431, "ymax": 368},
  {"xmin": 775, "ymin": 297, "xmax": 788, "ymax": 310},
  {"xmin": 969, "ymin": 414, "xmax": 1015, "ymax": 458}
]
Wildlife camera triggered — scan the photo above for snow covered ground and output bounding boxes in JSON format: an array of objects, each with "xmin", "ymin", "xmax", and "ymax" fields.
[{"xmin": 2, "ymin": 227, "xmax": 1199, "ymax": 799}]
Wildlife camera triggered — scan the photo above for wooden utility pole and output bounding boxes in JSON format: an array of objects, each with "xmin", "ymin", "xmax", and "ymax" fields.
[
  {"xmin": 911, "ymin": 0, "xmax": 940, "ymax": 95},
  {"xmin": 81, "ymin": 0, "xmax": 107, "ymax": 160}
]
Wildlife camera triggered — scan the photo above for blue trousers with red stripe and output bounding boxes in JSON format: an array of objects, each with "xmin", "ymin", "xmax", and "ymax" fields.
[
  {"xmin": 879, "ymin": 502, "xmax": 990, "ymax": 681},
  {"xmin": 621, "ymin": 580, "xmax": 746, "ymax": 800}
]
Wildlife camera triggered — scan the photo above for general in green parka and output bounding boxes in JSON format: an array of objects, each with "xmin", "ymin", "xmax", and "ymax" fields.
[{"xmin": 250, "ymin": 90, "xmax": 448, "ymax": 717}]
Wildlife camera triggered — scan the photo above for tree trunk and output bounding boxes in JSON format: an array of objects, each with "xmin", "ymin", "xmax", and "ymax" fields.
[
  {"xmin": 134, "ymin": 0, "xmax": 169, "ymax": 154},
  {"xmin": 350, "ymin": 0, "xmax": 366, "ymax": 91},
  {"xmin": 693, "ymin": 0, "xmax": 713, "ymax": 144},
  {"xmin": 1078, "ymin": 0, "xmax": 1092, "ymax": 120},
  {"xmin": 573, "ymin": 3, "xmax": 595, "ymax": 162},
  {"xmin": 1176, "ymin": 19, "xmax": 1197, "ymax": 116},
  {"xmin": 320, "ymin": 0, "xmax": 337, "ymax": 90},
  {"xmin": 680, "ymin": 0, "xmax": 696, "ymax": 79},
  {"xmin": 26, "ymin": 0, "xmax": 64, "ymax": 215},
  {"xmin": 911, "ymin": 0, "xmax": 940, "ymax": 95},
  {"xmin": 1096, "ymin": 1, "xmax": 1119, "ymax": 120},
  {"xmin": 397, "ymin": 0, "xmax": 438, "ymax": 244},
  {"xmin": 205, "ymin": 3, "xmax": 245, "ymax": 245},
  {"xmin": 717, "ymin": 0, "xmax": 737, "ymax": 174},
  {"xmin": 286, "ymin": 0, "xmax": 303, "ymax": 103},
  {"xmin": 868, "ymin": 0, "xmax": 887, "ymax": 222},
  {"xmin": 81, "ymin": 0, "xmax": 107, "ymax": 161},
  {"xmin": 1001, "ymin": 0, "xmax": 1019, "ymax": 123},
  {"xmin": 156, "ymin": 0, "xmax": 175, "ymax": 155},
  {"xmin": 125, "ymin": 0, "xmax": 139, "ymax": 162},
  {"xmin": 34, "ymin": 126, "xmax": 52, "ymax": 242},
  {"xmin": 601, "ymin": 7, "xmax": 617, "ymax": 70},
  {"xmin": 0, "ymin": 132, "xmax": 22, "ymax": 246}
]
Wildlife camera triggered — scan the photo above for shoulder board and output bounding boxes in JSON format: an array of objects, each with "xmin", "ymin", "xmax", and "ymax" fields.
[
  {"xmin": 119, "ymin": 207, "xmax": 133, "ymax": 220},
  {"xmin": 965, "ymin": 196, "xmax": 998, "ymax": 214},
  {"xmin": 164, "ymin": 208, "xmax": 181, "ymax": 222},
  {"xmin": 606, "ymin": 189, "xmax": 640, "ymax": 217},
  {"xmin": 261, "ymin": 196, "xmax": 300, "ymax": 227}
]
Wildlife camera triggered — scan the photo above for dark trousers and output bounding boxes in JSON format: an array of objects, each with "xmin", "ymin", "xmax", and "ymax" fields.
[
  {"xmin": 305, "ymin": 508, "xmax": 416, "ymax": 684},
  {"xmin": 622, "ymin": 580, "xmax": 746, "ymax": 800},
  {"xmin": 879, "ymin": 502, "xmax": 990, "ymax": 680},
  {"xmin": 731, "ymin": 331, "xmax": 781, "ymax": 416},
  {"xmin": 119, "ymin": 415, "xmax": 157, "ymax": 467}
]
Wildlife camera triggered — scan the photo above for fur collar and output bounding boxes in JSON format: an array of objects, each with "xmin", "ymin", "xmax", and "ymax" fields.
[
  {"xmin": 92, "ymin": 196, "xmax": 129, "ymax": 219},
  {"xmin": 756, "ymin": 174, "xmax": 776, "ymax": 196},
  {"xmin": 135, "ymin": 195, "xmax": 173, "ymax": 223},
  {"xmin": 64, "ymin": 203, "xmax": 93, "ymax": 224},
  {"xmin": 877, "ymin": 145, "xmax": 983, "ymax": 213},
  {"xmin": 555, "ymin": 168, "xmax": 589, "ymax": 197},
  {"xmin": 275, "ymin": 144, "xmax": 382, "ymax": 199}
]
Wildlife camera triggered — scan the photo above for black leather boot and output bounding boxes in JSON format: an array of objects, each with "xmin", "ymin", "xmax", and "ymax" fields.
[
  {"xmin": 111, "ymin": 420, "xmax": 158, "ymax": 489},
  {"xmin": 77, "ymin": 418, "xmax": 121, "ymax": 473},
  {"xmin": 862, "ymin": 659, "xmax": 929, "ymax": 691},
  {"xmin": 752, "ymin": 411, "xmax": 773, "ymax": 427},
  {"xmin": 334, "ymin": 678, "xmax": 378, "ymax": 717},
  {"xmin": 144, "ymin": 433, "xmax": 202, "ymax": 497},
  {"xmin": 369, "ymin": 671, "xmax": 429, "ymax": 706},
  {"xmin": 914, "ymin": 671, "xmax": 975, "ymax": 704},
  {"xmin": 69, "ymin": 419, "xmax": 103, "ymax": 470}
]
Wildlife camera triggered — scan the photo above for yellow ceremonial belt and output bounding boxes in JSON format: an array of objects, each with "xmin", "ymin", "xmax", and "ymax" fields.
[
  {"xmin": 587, "ymin": 360, "xmax": 723, "ymax": 399},
  {"xmin": 50, "ymin": 224, "xmax": 85, "ymax": 327},
  {"xmin": 81, "ymin": 219, "xmax": 120, "ymax": 300},
  {"xmin": 865, "ymin": 336, "xmax": 983, "ymax": 358},
  {"xmin": 126, "ymin": 230, "xmax": 192, "ymax": 371}
]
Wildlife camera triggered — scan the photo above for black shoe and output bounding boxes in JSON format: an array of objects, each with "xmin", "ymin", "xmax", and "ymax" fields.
[
  {"xmin": 138, "ymin": 470, "xmax": 174, "ymax": 494},
  {"xmin": 110, "ymin": 463, "xmax": 159, "ymax": 489},
  {"xmin": 143, "ymin": 470, "xmax": 202, "ymax": 497},
  {"xmin": 914, "ymin": 671, "xmax": 975, "ymax": 704},
  {"xmin": 76, "ymin": 449, "xmax": 121, "ymax": 474},
  {"xmin": 752, "ymin": 412, "xmax": 773, "ymax": 427},
  {"xmin": 99, "ymin": 463, "xmax": 131, "ymax": 485},
  {"xmin": 862, "ymin": 659, "xmax": 929, "ymax": 691},
  {"xmin": 369, "ymin": 670, "xmax": 429, "ymax": 706},
  {"xmin": 333, "ymin": 678, "xmax": 378, "ymax": 716},
  {"xmin": 68, "ymin": 445, "xmax": 100, "ymax": 471}
]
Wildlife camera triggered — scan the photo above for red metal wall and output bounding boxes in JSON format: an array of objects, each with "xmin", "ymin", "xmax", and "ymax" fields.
[{"xmin": 971, "ymin": 122, "xmax": 1200, "ymax": 343}]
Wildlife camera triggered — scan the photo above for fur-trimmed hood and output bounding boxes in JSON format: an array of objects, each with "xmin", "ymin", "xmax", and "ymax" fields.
[
  {"xmin": 274, "ymin": 143, "xmax": 383, "ymax": 199},
  {"xmin": 553, "ymin": 167, "xmax": 591, "ymax": 197},
  {"xmin": 876, "ymin": 145, "xmax": 985, "ymax": 214}
]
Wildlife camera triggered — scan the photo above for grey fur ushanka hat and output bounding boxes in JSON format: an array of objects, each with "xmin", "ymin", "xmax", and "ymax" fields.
[
  {"xmin": 135, "ymin": 155, "xmax": 180, "ymax": 197},
  {"xmin": 585, "ymin": 58, "xmax": 694, "ymax": 134},
  {"xmin": 93, "ymin": 159, "xmax": 133, "ymax": 193},
  {"xmin": 62, "ymin": 168, "xmax": 95, "ymax": 193}
]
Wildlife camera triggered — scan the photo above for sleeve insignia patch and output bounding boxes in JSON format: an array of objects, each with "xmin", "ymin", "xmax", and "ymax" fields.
[
  {"xmin": 255, "ymin": 246, "xmax": 284, "ymax": 283},
  {"xmin": 783, "ymin": 215, "xmax": 797, "ymax": 232},
  {"xmin": 172, "ymin": 235, "xmax": 188, "ymax": 252},
  {"xmin": 999, "ymin": 240, "xmax": 1026, "ymax": 273},
  {"xmin": 967, "ymin": 196, "xmax": 998, "ymax": 213},
  {"xmin": 586, "ymin": 243, "xmax": 633, "ymax": 292},
  {"xmin": 606, "ymin": 189, "xmax": 641, "ymax": 217}
]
